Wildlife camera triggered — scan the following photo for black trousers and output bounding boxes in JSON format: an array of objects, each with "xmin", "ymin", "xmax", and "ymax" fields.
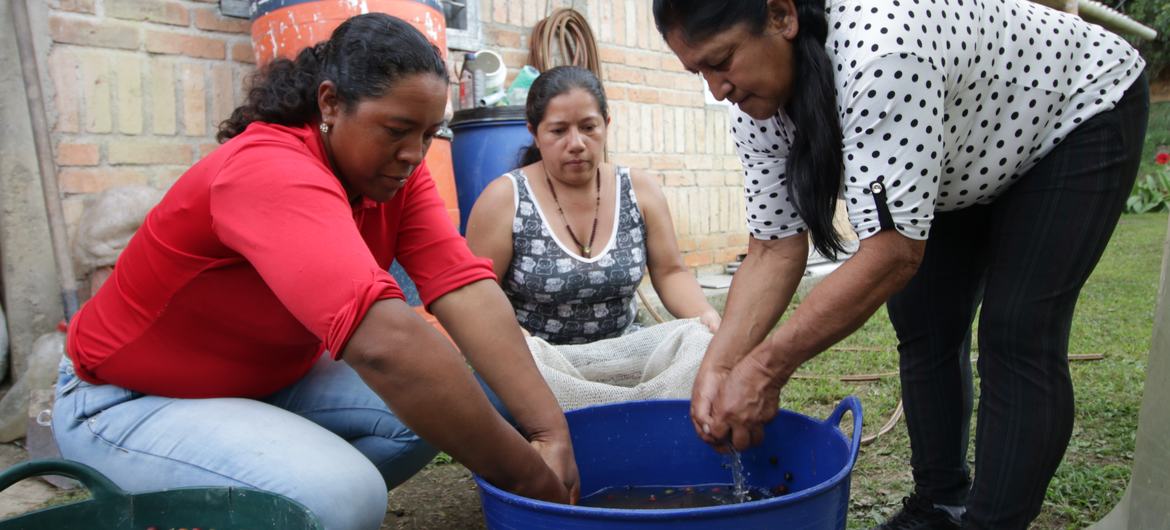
[{"xmin": 886, "ymin": 71, "xmax": 1149, "ymax": 530}]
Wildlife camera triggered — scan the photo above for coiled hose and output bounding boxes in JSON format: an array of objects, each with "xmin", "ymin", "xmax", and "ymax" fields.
[{"xmin": 528, "ymin": 8, "xmax": 602, "ymax": 79}]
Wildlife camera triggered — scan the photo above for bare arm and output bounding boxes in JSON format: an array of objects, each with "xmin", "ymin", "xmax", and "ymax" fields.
[
  {"xmin": 709, "ymin": 230, "xmax": 925, "ymax": 450},
  {"xmin": 632, "ymin": 170, "xmax": 720, "ymax": 330},
  {"xmin": 430, "ymin": 279, "xmax": 579, "ymax": 502},
  {"xmin": 691, "ymin": 234, "xmax": 807, "ymax": 443},
  {"xmin": 341, "ymin": 297, "xmax": 570, "ymax": 503},
  {"xmin": 465, "ymin": 176, "xmax": 517, "ymax": 283}
]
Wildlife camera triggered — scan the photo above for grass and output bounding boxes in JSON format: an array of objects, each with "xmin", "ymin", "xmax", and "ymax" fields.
[
  {"xmin": 1138, "ymin": 101, "xmax": 1170, "ymax": 177},
  {"xmin": 768, "ymin": 212, "xmax": 1166, "ymax": 529}
]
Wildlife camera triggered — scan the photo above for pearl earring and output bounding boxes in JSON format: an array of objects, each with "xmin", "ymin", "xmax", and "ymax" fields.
[{"xmin": 319, "ymin": 122, "xmax": 330, "ymax": 134}]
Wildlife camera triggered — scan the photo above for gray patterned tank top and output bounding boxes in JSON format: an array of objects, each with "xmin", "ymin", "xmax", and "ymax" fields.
[{"xmin": 503, "ymin": 167, "xmax": 647, "ymax": 345}]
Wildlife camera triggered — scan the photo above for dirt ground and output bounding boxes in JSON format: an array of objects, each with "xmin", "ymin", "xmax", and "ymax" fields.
[
  {"xmin": 382, "ymin": 464, "xmax": 487, "ymax": 529},
  {"xmin": 0, "ymin": 440, "xmax": 488, "ymax": 529}
]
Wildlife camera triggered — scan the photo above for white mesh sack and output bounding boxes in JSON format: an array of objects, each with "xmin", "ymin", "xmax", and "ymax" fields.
[{"xmin": 527, "ymin": 318, "xmax": 712, "ymax": 411}]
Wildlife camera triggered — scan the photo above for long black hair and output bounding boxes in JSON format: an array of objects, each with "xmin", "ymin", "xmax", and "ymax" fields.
[
  {"xmin": 217, "ymin": 13, "xmax": 448, "ymax": 143},
  {"xmin": 653, "ymin": 0, "xmax": 846, "ymax": 260},
  {"xmin": 519, "ymin": 65, "xmax": 610, "ymax": 167}
]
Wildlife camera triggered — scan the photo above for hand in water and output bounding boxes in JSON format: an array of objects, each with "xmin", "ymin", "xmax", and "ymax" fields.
[
  {"xmin": 530, "ymin": 436, "xmax": 581, "ymax": 504},
  {"xmin": 712, "ymin": 353, "xmax": 782, "ymax": 451},
  {"xmin": 690, "ymin": 362, "xmax": 730, "ymax": 446}
]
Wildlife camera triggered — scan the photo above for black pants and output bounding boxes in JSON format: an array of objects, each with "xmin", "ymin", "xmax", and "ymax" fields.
[{"xmin": 886, "ymin": 71, "xmax": 1149, "ymax": 530}]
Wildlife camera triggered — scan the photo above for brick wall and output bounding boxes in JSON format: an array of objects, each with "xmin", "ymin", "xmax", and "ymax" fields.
[
  {"xmin": 42, "ymin": 0, "xmax": 254, "ymax": 238},
  {"xmin": 41, "ymin": 0, "xmax": 746, "ymax": 273},
  {"xmin": 474, "ymin": 0, "xmax": 748, "ymax": 271}
]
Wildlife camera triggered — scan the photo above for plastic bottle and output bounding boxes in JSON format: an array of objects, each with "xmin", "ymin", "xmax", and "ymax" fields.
[{"xmin": 458, "ymin": 52, "xmax": 476, "ymax": 110}]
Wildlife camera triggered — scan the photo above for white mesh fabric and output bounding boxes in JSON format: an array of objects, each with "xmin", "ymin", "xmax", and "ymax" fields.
[{"xmin": 526, "ymin": 319, "xmax": 712, "ymax": 410}]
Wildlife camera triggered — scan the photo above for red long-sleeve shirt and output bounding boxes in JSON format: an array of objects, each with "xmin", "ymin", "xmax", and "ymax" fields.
[{"xmin": 66, "ymin": 122, "xmax": 494, "ymax": 398}]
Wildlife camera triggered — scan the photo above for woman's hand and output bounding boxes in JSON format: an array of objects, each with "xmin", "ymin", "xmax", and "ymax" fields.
[
  {"xmin": 698, "ymin": 309, "xmax": 722, "ymax": 334},
  {"xmin": 708, "ymin": 350, "xmax": 784, "ymax": 451},
  {"xmin": 530, "ymin": 435, "xmax": 581, "ymax": 504},
  {"xmin": 690, "ymin": 361, "xmax": 731, "ymax": 446},
  {"xmin": 504, "ymin": 457, "xmax": 572, "ymax": 504}
]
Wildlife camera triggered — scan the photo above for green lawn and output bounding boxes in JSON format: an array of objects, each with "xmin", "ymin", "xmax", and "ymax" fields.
[
  {"xmin": 1138, "ymin": 101, "xmax": 1170, "ymax": 178},
  {"xmin": 774, "ymin": 212, "xmax": 1167, "ymax": 529}
]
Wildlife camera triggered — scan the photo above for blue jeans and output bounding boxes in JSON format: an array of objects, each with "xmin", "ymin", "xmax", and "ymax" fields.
[{"xmin": 52, "ymin": 354, "xmax": 507, "ymax": 530}]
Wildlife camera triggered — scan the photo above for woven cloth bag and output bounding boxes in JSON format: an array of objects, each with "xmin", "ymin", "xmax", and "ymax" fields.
[{"xmin": 526, "ymin": 318, "xmax": 712, "ymax": 411}]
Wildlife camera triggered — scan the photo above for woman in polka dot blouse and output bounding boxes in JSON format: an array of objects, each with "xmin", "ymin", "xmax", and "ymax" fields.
[{"xmin": 654, "ymin": 0, "xmax": 1148, "ymax": 528}]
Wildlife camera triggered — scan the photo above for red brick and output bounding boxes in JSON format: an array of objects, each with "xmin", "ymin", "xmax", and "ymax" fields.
[
  {"xmin": 619, "ymin": 154, "xmax": 650, "ymax": 170},
  {"xmin": 48, "ymin": 50, "xmax": 82, "ymax": 133},
  {"xmin": 644, "ymin": 71, "xmax": 697, "ymax": 90},
  {"xmin": 663, "ymin": 170, "xmax": 695, "ymax": 187},
  {"xmin": 651, "ymin": 155, "xmax": 685, "ymax": 171},
  {"xmin": 660, "ymin": 55, "xmax": 687, "ymax": 72},
  {"xmin": 106, "ymin": 0, "xmax": 189, "ymax": 26},
  {"xmin": 199, "ymin": 142, "xmax": 221, "ymax": 158},
  {"xmin": 231, "ymin": 41, "xmax": 255, "ymax": 64},
  {"xmin": 501, "ymin": 51, "xmax": 529, "ymax": 72},
  {"xmin": 193, "ymin": 7, "xmax": 250, "ymax": 33},
  {"xmin": 676, "ymin": 235, "xmax": 699, "ymax": 253},
  {"xmin": 599, "ymin": 46, "xmax": 624, "ymax": 65},
  {"xmin": 59, "ymin": 168, "xmax": 149, "ymax": 194},
  {"xmin": 55, "ymin": 143, "xmax": 100, "ymax": 166},
  {"xmin": 625, "ymin": 51, "xmax": 661, "ymax": 69},
  {"xmin": 715, "ymin": 246, "xmax": 747, "ymax": 265},
  {"xmin": 604, "ymin": 64, "xmax": 643, "ymax": 85},
  {"xmin": 629, "ymin": 87, "xmax": 660, "ymax": 104},
  {"xmin": 489, "ymin": 27, "xmax": 523, "ymax": 48},
  {"xmin": 108, "ymin": 142, "xmax": 193, "ymax": 165},
  {"xmin": 49, "ymin": 15, "xmax": 140, "ymax": 50},
  {"xmin": 606, "ymin": 85, "xmax": 628, "ymax": 101},
  {"xmin": 145, "ymin": 30, "xmax": 226, "ymax": 60},
  {"xmin": 683, "ymin": 250, "xmax": 714, "ymax": 267},
  {"xmin": 51, "ymin": 0, "xmax": 96, "ymax": 14}
]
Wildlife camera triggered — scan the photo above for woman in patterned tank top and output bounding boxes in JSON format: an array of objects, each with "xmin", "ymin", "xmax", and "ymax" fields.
[{"xmin": 467, "ymin": 66, "xmax": 720, "ymax": 345}]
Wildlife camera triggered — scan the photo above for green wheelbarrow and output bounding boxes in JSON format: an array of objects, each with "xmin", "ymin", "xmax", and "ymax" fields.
[{"xmin": 0, "ymin": 459, "xmax": 323, "ymax": 529}]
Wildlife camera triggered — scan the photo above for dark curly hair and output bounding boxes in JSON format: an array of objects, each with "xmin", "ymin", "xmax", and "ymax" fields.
[
  {"xmin": 519, "ymin": 66, "xmax": 610, "ymax": 166},
  {"xmin": 217, "ymin": 13, "xmax": 448, "ymax": 143},
  {"xmin": 653, "ymin": 0, "xmax": 846, "ymax": 260}
]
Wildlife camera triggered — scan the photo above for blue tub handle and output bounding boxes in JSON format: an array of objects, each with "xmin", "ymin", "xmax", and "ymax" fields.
[{"xmin": 824, "ymin": 396, "xmax": 863, "ymax": 466}]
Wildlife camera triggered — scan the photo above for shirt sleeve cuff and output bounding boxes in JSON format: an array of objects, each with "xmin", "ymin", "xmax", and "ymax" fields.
[
  {"xmin": 325, "ymin": 279, "xmax": 405, "ymax": 359},
  {"xmin": 417, "ymin": 256, "xmax": 497, "ymax": 307}
]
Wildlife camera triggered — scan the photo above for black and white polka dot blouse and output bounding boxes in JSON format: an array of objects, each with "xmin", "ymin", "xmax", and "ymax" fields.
[{"xmin": 734, "ymin": 0, "xmax": 1146, "ymax": 241}]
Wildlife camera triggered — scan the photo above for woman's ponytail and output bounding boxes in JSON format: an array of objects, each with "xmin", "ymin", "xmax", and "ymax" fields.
[
  {"xmin": 217, "ymin": 41, "xmax": 326, "ymax": 143},
  {"xmin": 785, "ymin": 0, "xmax": 846, "ymax": 259}
]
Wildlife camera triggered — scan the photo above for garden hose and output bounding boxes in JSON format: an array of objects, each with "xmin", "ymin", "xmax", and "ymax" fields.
[{"xmin": 528, "ymin": 8, "xmax": 601, "ymax": 80}]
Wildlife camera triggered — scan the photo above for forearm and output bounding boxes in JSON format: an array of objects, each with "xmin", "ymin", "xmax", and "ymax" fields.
[
  {"xmin": 650, "ymin": 268, "xmax": 716, "ymax": 319},
  {"xmin": 343, "ymin": 299, "xmax": 549, "ymax": 491},
  {"xmin": 708, "ymin": 236, "xmax": 807, "ymax": 370},
  {"xmin": 430, "ymin": 280, "xmax": 569, "ymax": 441},
  {"xmin": 756, "ymin": 232, "xmax": 924, "ymax": 382}
]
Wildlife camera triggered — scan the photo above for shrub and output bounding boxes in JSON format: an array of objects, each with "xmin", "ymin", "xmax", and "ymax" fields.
[{"xmin": 1126, "ymin": 150, "xmax": 1170, "ymax": 213}]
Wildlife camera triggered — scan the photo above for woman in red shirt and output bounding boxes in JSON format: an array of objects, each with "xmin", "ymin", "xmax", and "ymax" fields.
[{"xmin": 52, "ymin": 14, "xmax": 578, "ymax": 529}]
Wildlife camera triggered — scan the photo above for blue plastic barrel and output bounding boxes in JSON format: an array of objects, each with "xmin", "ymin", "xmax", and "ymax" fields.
[
  {"xmin": 449, "ymin": 106, "xmax": 532, "ymax": 233},
  {"xmin": 475, "ymin": 397, "xmax": 862, "ymax": 529}
]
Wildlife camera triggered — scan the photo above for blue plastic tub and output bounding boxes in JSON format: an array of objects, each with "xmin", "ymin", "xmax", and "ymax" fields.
[
  {"xmin": 449, "ymin": 106, "xmax": 532, "ymax": 232},
  {"xmin": 475, "ymin": 397, "xmax": 862, "ymax": 529}
]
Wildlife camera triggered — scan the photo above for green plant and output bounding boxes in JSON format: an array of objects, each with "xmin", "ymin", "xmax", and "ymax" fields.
[{"xmin": 1126, "ymin": 152, "xmax": 1170, "ymax": 213}]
